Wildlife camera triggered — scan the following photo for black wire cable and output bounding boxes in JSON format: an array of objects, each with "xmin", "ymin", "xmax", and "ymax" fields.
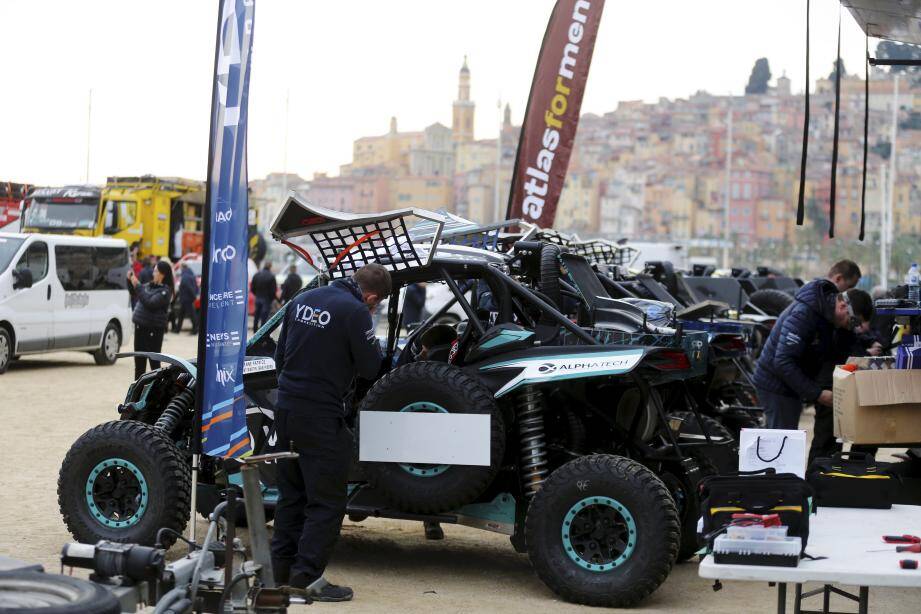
[
  {"xmin": 796, "ymin": 0, "xmax": 810, "ymax": 226},
  {"xmin": 859, "ymin": 33, "xmax": 869, "ymax": 241},
  {"xmin": 829, "ymin": 7, "xmax": 842, "ymax": 238}
]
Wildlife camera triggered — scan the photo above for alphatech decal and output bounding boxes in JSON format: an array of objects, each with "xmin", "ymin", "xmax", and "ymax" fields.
[{"xmin": 480, "ymin": 349, "xmax": 644, "ymax": 397}]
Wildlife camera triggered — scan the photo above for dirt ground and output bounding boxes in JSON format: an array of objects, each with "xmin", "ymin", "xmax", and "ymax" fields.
[{"xmin": 1, "ymin": 330, "xmax": 918, "ymax": 613}]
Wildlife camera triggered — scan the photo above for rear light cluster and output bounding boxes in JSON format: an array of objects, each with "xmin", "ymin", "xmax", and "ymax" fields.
[
  {"xmin": 648, "ymin": 349, "xmax": 691, "ymax": 371},
  {"xmin": 712, "ymin": 335, "xmax": 747, "ymax": 353}
]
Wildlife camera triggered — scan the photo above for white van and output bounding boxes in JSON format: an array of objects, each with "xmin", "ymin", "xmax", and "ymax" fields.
[{"xmin": 0, "ymin": 232, "xmax": 133, "ymax": 373}]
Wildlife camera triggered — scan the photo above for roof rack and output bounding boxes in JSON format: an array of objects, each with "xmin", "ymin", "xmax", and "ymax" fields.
[
  {"xmin": 571, "ymin": 238, "xmax": 639, "ymax": 267},
  {"xmin": 270, "ymin": 193, "xmax": 446, "ymax": 278},
  {"xmin": 414, "ymin": 213, "xmax": 521, "ymax": 253},
  {"xmin": 518, "ymin": 222, "xmax": 579, "ymax": 248}
]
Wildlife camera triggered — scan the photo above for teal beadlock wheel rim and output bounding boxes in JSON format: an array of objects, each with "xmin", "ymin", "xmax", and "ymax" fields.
[
  {"xmin": 398, "ymin": 402, "xmax": 450, "ymax": 477},
  {"xmin": 85, "ymin": 458, "xmax": 149, "ymax": 528},
  {"xmin": 561, "ymin": 496, "xmax": 636, "ymax": 572}
]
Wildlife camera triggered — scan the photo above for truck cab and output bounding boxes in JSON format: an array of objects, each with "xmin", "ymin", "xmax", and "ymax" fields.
[
  {"xmin": 100, "ymin": 176, "xmax": 204, "ymax": 259},
  {"xmin": 20, "ymin": 186, "xmax": 100, "ymax": 236}
]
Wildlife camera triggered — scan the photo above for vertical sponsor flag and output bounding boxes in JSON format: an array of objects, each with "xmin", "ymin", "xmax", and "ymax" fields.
[
  {"xmin": 198, "ymin": 0, "xmax": 255, "ymax": 459},
  {"xmin": 506, "ymin": 0, "xmax": 605, "ymax": 227}
]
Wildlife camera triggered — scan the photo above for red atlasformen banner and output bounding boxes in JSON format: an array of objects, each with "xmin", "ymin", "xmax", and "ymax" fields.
[{"xmin": 506, "ymin": 0, "xmax": 605, "ymax": 227}]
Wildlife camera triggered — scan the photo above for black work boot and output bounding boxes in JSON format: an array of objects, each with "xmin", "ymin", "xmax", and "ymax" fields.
[
  {"xmin": 271, "ymin": 559, "xmax": 291, "ymax": 586},
  {"xmin": 284, "ymin": 574, "xmax": 353, "ymax": 602}
]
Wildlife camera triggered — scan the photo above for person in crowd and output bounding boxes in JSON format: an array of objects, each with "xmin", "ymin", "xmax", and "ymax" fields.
[
  {"xmin": 271, "ymin": 264, "xmax": 391, "ymax": 602},
  {"xmin": 138, "ymin": 255, "xmax": 157, "ymax": 284},
  {"xmin": 177, "ymin": 262, "xmax": 199, "ymax": 334},
  {"xmin": 130, "ymin": 245, "xmax": 143, "ymax": 277},
  {"xmin": 402, "ymin": 282, "xmax": 427, "ymax": 330},
  {"xmin": 281, "ymin": 264, "xmax": 303, "ymax": 304},
  {"xmin": 127, "ymin": 260, "xmax": 174, "ymax": 380},
  {"xmin": 251, "ymin": 261, "xmax": 277, "ymax": 332},
  {"xmin": 753, "ymin": 273, "xmax": 874, "ymax": 431}
]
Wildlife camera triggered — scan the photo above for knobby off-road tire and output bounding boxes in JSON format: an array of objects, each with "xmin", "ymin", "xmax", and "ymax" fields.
[
  {"xmin": 0, "ymin": 571, "xmax": 120, "ymax": 614},
  {"xmin": 749, "ymin": 288, "xmax": 794, "ymax": 316},
  {"xmin": 539, "ymin": 243, "xmax": 563, "ymax": 312},
  {"xmin": 357, "ymin": 362, "xmax": 505, "ymax": 514},
  {"xmin": 670, "ymin": 410, "xmax": 737, "ymax": 474},
  {"xmin": 92, "ymin": 322, "xmax": 120, "ymax": 366},
  {"xmin": 659, "ymin": 452, "xmax": 718, "ymax": 562},
  {"xmin": 58, "ymin": 420, "xmax": 190, "ymax": 547},
  {"xmin": 525, "ymin": 454, "xmax": 679, "ymax": 607}
]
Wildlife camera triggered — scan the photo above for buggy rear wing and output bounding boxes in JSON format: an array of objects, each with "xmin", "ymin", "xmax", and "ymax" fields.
[{"xmin": 269, "ymin": 193, "xmax": 447, "ymax": 278}]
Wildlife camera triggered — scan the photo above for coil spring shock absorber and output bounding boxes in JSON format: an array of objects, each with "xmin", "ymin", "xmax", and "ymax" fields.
[
  {"xmin": 154, "ymin": 374, "xmax": 196, "ymax": 437},
  {"xmin": 516, "ymin": 385, "xmax": 548, "ymax": 498}
]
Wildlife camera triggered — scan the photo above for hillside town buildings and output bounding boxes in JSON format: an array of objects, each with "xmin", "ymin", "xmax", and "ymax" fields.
[{"xmin": 251, "ymin": 60, "xmax": 921, "ymax": 269}]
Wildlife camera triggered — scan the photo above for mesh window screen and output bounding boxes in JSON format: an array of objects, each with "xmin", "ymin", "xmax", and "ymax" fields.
[{"xmin": 308, "ymin": 215, "xmax": 427, "ymax": 278}]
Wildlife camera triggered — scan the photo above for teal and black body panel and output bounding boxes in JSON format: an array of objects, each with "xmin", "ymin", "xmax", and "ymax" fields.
[
  {"xmin": 472, "ymin": 345, "xmax": 651, "ymax": 398},
  {"xmin": 555, "ymin": 327, "xmax": 709, "ymax": 382},
  {"xmin": 465, "ymin": 323, "xmax": 537, "ymax": 364}
]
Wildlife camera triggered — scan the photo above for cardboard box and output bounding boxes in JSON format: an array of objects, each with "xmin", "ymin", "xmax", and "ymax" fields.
[{"xmin": 833, "ymin": 366, "xmax": 921, "ymax": 444}]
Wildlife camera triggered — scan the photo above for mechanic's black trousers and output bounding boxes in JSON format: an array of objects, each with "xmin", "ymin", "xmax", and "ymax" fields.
[{"xmin": 271, "ymin": 408, "xmax": 352, "ymax": 584}]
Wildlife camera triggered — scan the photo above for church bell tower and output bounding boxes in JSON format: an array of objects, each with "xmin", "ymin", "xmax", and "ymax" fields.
[{"xmin": 452, "ymin": 56, "xmax": 475, "ymax": 144}]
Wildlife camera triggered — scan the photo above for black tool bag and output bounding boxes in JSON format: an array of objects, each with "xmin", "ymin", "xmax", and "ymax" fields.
[
  {"xmin": 807, "ymin": 451, "xmax": 893, "ymax": 509},
  {"xmin": 698, "ymin": 469, "xmax": 814, "ymax": 554}
]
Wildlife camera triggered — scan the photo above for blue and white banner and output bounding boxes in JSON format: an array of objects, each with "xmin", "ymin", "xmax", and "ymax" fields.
[{"xmin": 200, "ymin": 0, "xmax": 255, "ymax": 458}]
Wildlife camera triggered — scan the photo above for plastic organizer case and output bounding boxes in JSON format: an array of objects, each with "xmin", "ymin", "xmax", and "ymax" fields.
[{"xmin": 713, "ymin": 534, "xmax": 802, "ymax": 567}]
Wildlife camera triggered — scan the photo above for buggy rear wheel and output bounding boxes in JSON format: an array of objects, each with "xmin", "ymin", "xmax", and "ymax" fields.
[
  {"xmin": 58, "ymin": 420, "xmax": 190, "ymax": 547},
  {"xmin": 525, "ymin": 454, "xmax": 679, "ymax": 607},
  {"xmin": 357, "ymin": 362, "xmax": 505, "ymax": 514}
]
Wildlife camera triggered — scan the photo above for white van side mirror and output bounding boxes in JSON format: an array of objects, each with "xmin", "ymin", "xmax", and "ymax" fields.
[{"xmin": 12, "ymin": 268, "xmax": 33, "ymax": 290}]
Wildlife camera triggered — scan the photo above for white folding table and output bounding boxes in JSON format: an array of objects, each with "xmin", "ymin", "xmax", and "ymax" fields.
[{"xmin": 699, "ymin": 505, "xmax": 921, "ymax": 614}]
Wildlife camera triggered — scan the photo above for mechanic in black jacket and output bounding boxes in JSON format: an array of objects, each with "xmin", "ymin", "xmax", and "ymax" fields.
[
  {"xmin": 271, "ymin": 263, "xmax": 391, "ymax": 602},
  {"xmin": 753, "ymin": 279, "xmax": 873, "ymax": 430},
  {"xmin": 127, "ymin": 260, "xmax": 174, "ymax": 379}
]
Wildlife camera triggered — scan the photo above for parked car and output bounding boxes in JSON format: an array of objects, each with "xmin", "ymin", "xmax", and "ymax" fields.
[{"xmin": 0, "ymin": 232, "xmax": 132, "ymax": 373}]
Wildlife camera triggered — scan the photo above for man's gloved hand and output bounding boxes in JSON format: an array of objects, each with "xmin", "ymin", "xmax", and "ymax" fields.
[{"xmin": 817, "ymin": 389, "xmax": 834, "ymax": 407}]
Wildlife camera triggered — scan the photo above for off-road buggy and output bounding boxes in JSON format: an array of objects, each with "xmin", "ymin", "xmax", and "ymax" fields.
[
  {"xmin": 59, "ymin": 200, "xmax": 730, "ymax": 608},
  {"xmin": 507, "ymin": 229, "xmax": 766, "ymax": 452}
]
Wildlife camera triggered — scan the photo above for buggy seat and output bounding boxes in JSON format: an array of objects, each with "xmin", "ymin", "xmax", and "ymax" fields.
[{"xmin": 560, "ymin": 253, "xmax": 651, "ymax": 333}]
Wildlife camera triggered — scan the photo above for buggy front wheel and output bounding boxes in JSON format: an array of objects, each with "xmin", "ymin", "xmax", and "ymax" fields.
[{"xmin": 525, "ymin": 454, "xmax": 679, "ymax": 607}]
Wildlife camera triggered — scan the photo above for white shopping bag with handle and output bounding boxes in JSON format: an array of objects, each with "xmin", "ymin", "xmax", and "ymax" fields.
[{"xmin": 738, "ymin": 428, "xmax": 807, "ymax": 478}]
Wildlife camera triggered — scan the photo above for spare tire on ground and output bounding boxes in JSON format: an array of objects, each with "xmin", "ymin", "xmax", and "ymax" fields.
[
  {"xmin": 58, "ymin": 420, "xmax": 191, "ymax": 548},
  {"xmin": 0, "ymin": 571, "xmax": 120, "ymax": 614},
  {"xmin": 749, "ymin": 288, "xmax": 794, "ymax": 316},
  {"xmin": 357, "ymin": 362, "xmax": 505, "ymax": 514}
]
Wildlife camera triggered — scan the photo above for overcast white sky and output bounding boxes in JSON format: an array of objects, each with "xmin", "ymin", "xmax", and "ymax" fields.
[{"xmin": 0, "ymin": 0, "xmax": 872, "ymax": 186}]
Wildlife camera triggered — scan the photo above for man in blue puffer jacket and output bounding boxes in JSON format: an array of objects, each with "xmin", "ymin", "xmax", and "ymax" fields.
[{"xmin": 753, "ymin": 279, "xmax": 874, "ymax": 430}]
